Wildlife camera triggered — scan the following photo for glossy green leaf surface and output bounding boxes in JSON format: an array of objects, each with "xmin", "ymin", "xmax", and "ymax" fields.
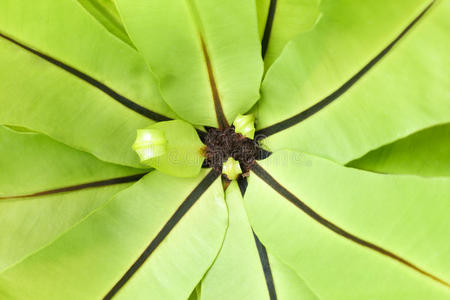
[
  {"xmin": 76, "ymin": 0, "xmax": 134, "ymax": 47},
  {"xmin": 268, "ymin": 252, "xmax": 318, "ymax": 300},
  {"xmin": 349, "ymin": 123, "xmax": 450, "ymax": 177},
  {"xmin": 0, "ymin": 126, "xmax": 143, "ymax": 271},
  {"xmin": 0, "ymin": 0, "xmax": 176, "ymax": 168},
  {"xmin": 245, "ymin": 150, "xmax": 450, "ymax": 299},
  {"xmin": 116, "ymin": 0, "xmax": 264, "ymax": 127},
  {"xmin": 0, "ymin": 170, "xmax": 227, "ymax": 299},
  {"xmin": 257, "ymin": 0, "xmax": 450, "ymax": 164},
  {"xmin": 256, "ymin": 0, "xmax": 271, "ymax": 38},
  {"xmin": 200, "ymin": 181, "xmax": 317, "ymax": 299},
  {"xmin": 257, "ymin": 0, "xmax": 322, "ymax": 69},
  {"xmin": 200, "ymin": 181, "xmax": 267, "ymax": 299},
  {"xmin": 0, "ymin": 0, "xmax": 449, "ymax": 298}
]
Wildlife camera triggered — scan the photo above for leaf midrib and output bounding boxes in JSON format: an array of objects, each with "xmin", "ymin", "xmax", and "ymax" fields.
[
  {"xmin": 255, "ymin": 0, "xmax": 435, "ymax": 138},
  {"xmin": 0, "ymin": 173, "xmax": 148, "ymax": 200},
  {"xmin": 251, "ymin": 162, "xmax": 450, "ymax": 288},
  {"xmin": 185, "ymin": 0, "xmax": 229, "ymax": 129},
  {"xmin": 0, "ymin": 31, "xmax": 170, "ymax": 122},
  {"xmin": 103, "ymin": 169, "xmax": 220, "ymax": 299},
  {"xmin": 238, "ymin": 177, "xmax": 278, "ymax": 300},
  {"xmin": 261, "ymin": 0, "xmax": 277, "ymax": 58}
]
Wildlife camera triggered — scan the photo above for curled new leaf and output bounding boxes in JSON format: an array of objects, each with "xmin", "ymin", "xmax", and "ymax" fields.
[
  {"xmin": 233, "ymin": 114, "xmax": 256, "ymax": 139},
  {"xmin": 133, "ymin": 120, "xmax": 205, "ymax": 178},
  {"xmin": 132, "ymin": 128, "xmax": 168, "ymax": 162},
  {"xmin": 222, "ymin": 157, "xmax": 242, "ymax": 181}
]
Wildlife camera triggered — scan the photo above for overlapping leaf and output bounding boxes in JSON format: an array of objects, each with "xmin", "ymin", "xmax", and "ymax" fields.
[
  {"xmin": 0, "ymin": 170, "xmax": 227, "ymax": 299},
  {"xmin": 0, "ymin": 0, "xmax": 176, "ymax": 167},
  {"xmin": 76, "ymin": 0, "xmax": 134, "ymax": 47},
  {"xmin": 0, "ymin": 0, "xmax": 449, "ymax": 299},
  {"xmin": 256, "ymin": 0, "xmax": 450, "ymax": 164},
  {"xmin": 349, "ymin": 123, "xmax": 450, "ymax": 177},
  {"xmin": 245, "ymin": 150, "xmax": 450, "ymax": 299},
  {"xmin": 116, "ymin": 0, "xmax": 264, "ymax": 127},
  {"xmin": 256, "ymin": 0, "xmax": 322, "ymax": 69},
  {"xmin": 200, "ymin": 181, "xmax": 317, "ymax": 299},
  {"xmin": 0, "ymin": 126, "xmax": 144, "ymax": 271}
]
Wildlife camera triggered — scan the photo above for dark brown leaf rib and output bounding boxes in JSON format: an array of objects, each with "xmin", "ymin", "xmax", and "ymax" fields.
[
  {"xmin": 200, "ymin": 38, "xmax": 229, "ymax": 129},
  {"xmin": 261, "ymin": 0, "xmax": 277, "ymax": 58},
  {"xmin": 237, "ymin": 176, "xmax": 249, "ymax": 197},
  {"xmin": 0, "ymin": 31, "xmax": 170, "ymax": 122},
  {"xmin": 251, "ymin": 162, "xmax": 450, "ymax": 288},
  {"xmin": 0, "ymin": 173, "xmax": 148, "ymax": 200},
  {"xmin": 255, "ymin": 1, "xmax": 434, "ymax": 138},
  {"xmin": 104, "ymin": 169, "xmax": 220, "ymax": 299},
  {"xmin": 237, "ymin": 178, "xmax": 277, "ymax": 299},
  {"xmin": 196, "ymin": 128, "xmax": 208, "ymax": 142},
  {"xmin": 253, "ymin": 232, "xmax": 277, "ymax": 300}
]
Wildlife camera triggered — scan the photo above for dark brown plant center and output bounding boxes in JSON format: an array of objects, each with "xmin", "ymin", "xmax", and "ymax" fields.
[{"xmin": 203, "ymin": 127, "xmax": 260, "ymax": 176}]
